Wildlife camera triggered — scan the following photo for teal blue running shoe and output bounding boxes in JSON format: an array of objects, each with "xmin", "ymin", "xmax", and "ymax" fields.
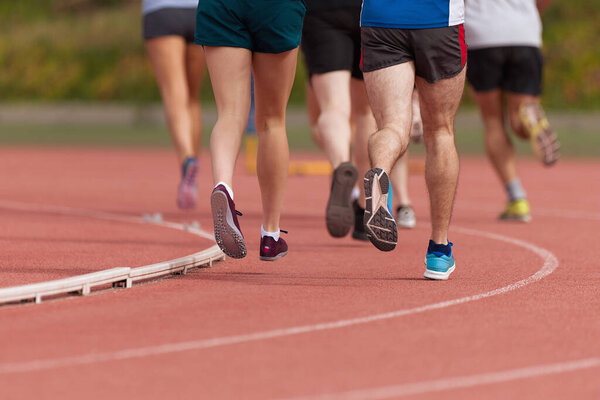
[{"xmin": 424, "ymin": 240, "xmax": 455, "ymax": 280}]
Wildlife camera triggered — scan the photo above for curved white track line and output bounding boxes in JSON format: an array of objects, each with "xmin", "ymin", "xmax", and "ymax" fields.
[
  {"xmin": 0, "ymin": 200, "xmax": 219, "ymax": 304},
  {"xmin": 455, "ymin": 202, "xmax": 600, "ymax": 221},
  {"xmin": 0, "ymin": 200, "xmax": 215, "ymax": 240},
  {"xmin": 0, "ymin": 225, "xmax": 559, "ymax": 374},
  {"xmin": 280, "ymin": 357, "xmax": 600, "ymax": 400}
]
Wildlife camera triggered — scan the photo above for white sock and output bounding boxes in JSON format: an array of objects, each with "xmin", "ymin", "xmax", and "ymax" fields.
[
  {"xmin": 215, "ymin": 181, "xmax": 234, "ymax": 200},
  {"xmin": 351, "ymin": 186, "xmax": 360, "ymax": 201},
  {"xmin": 505, "ymin": 178, "xmax": 526, "ymax": 202},
  {"xmin": 261, "ymin": 225, "xmax": 280, "ymax": 241}
]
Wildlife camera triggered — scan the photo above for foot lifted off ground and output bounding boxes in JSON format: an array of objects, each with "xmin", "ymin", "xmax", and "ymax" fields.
[
  {"xmin": 211, "ymin": 190, "xmax": 246, "ymax": 259},
  {"xmin": 326, "ymin": 162, "xmax": 358, "ymax": 238},
  {"xmin": 364, "ymin": 168, "xmax": 397, "ymax": 252}
]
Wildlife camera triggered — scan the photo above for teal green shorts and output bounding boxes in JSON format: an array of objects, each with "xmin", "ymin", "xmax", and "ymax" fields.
[{"xmin": 195, "ymin": 0, "xmax": 306, "ymax": 54}]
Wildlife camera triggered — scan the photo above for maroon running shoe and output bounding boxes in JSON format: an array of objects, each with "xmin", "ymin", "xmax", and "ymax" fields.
[
  {"xmin": 210, "ymin": 185, "xmax": 246, "ymax": 258},
  {"xmin": 259, "ymin": 233, "xmax": 288, "ymax": 261}
]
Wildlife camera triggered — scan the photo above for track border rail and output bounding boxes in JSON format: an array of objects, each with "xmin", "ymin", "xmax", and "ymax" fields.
[
  {"xmin": 0, "ymin": 245, "xmax": 225, "ymax": 306},
  {"xmin": 0, "ymin": 201, "xmax": 225, "ymax": 306}
]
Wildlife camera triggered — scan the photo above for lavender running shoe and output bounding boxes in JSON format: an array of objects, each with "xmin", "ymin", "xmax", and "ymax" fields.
[
  {"xmin": 177, "ymin": 157, "xmax": 198, "ymax": 209},
  {"xmin": 259, "ymin": 232, "xmax": 288, "ymax": 261},
  {"xmin": 211, "ymin": 185, "xmax": 246, "ymax": 258}
]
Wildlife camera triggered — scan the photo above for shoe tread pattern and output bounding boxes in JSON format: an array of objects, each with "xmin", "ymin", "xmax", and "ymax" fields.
[
  {"xmin": 211, "ymin": 192, "xmax": 246, "ymax": 259},
  {"xmin": 363, "ymin": 168, "xmax": 397, "ymax": 252},
  {"xmin": 326, "ymin": 162, "xmax": 358, "ymax": 238}
]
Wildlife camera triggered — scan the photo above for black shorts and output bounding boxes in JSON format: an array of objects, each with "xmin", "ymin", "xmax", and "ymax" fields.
[
  {"xmin": 301, "ymin": 7, "xmax": 363, "ymax": 80},
  {"xmin": 143, "ymin": 7, "xmax": 197, "ymax": 43},
  {"xmin": 361, "ymin": 25, "xmax": 467, "ymax": 84},
  {"xmin": 467, "ymin": 46, "xmax": 543, "ymax": 95}
]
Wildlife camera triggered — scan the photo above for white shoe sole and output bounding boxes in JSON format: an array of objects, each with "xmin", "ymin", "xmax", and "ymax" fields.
[
  {"xmin": 423, "ymin": 261, "xmax": 456, "ymax": 281},
  {"xmin": 259, "ymin": 251, "xmax": 288, "ymax": 261}
]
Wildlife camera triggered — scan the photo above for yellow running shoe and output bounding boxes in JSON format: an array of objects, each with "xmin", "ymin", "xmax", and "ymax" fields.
[
  {"xmin": 519, "ymin": 102, "xmax": 560, "ymax": 166},
  {"xmin": 499, "ymin": 199, "xmax": 532, "ymax": 222}
]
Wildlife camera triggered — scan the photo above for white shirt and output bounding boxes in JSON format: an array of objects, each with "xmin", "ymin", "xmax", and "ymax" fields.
[
  {"xmin": 142, "ymin": 0, "xmax": 198, "ymax": 15},
  {"xmin": 465, "ymin": 0, "xmax": 542, "ymax": 49}
]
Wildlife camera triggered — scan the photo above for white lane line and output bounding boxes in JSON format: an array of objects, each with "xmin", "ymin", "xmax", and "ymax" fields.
[
  {"xmin": 0, "ymin": 225, "xmax": 559, "ymax": 374},
  {"xmin": 279, "ymin": 358, "xmax": 600, "ymax": 400},
  {"xmin": 0, "ymin": 199, "xmax": 215, "ymax": 240}
]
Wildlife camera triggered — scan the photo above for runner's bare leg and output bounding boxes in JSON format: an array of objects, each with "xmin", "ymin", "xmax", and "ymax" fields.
[
  {"xmin": 311, "ymin": 70, "xmax": 353, "ymax": 168},
  {"xmin": 204, "ymin": 46, "xmax": 252, "ymax": 188},
  {"xmin": 416, "ymin": 69, "xmax": 466, "ymax": 245},
  {"xmin": 507, "ymin": 93, "xmax": 542, "ymax": 139},
  {"xmin": 363, "ymin": 62, "xmax": 415, "ymax": 173},
  {"xmin": 253, "ymin": 49, "xmax": 299, "ymax": 232},
  {"xmin": 350, "ymin": 78, "xmax": 377, "ymax": 208},
  {"xmin": 184, "ymin": 43, "xmax": 206, "ymax": 158},
  {"xmin": 390, "ymin": 154, "xmax": 411, "ymax": 206},
  {"xmin": 473, "ymin": 89, "xmax": 518, "ymax": 185},
  {"xmin": 146, "ymin": 37, "xmax": 196, "ymax": 162}
]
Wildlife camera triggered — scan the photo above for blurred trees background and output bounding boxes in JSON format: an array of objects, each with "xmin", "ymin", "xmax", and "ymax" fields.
[{"xmin": 1, "ymin": 0, "xmax": 598, "ymax": 109}]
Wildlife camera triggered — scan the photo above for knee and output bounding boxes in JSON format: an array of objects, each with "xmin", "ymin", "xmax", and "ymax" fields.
[
  {"xmin": 484, "ymin": 130, "xmax": 511, "ymax": 154},
  {"xmin": 318, "ymin": 107, "xmax": 351, "ymax": 126},
  {"xmin": 423, "ymin": 123, "xmax": 454, "ymax": 141},
  {"xmin": 255, "ymin": 115, "xmax": 285, "ymax": 136},
  {"xmin": 217, "ymin": 111, "xmax": 248, "ymax": 132},
  {"xmin": 422, "ymin": 121, "xmax": 456, "ymax": 154},
  {"xmin": 369, "ymin": 123, "xmax": 407, "ymax": 153}
]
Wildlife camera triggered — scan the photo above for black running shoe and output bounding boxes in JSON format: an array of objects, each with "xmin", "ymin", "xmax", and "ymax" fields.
[
  {"xmin": 351, "ymin": 200, "xmax": 368, "ymax": 241},
  {"xmin": 325, "ymin": 162, "xmax": 358, "ymax": 238}
]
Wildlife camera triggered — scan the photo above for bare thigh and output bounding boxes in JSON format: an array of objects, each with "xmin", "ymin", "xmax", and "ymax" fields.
[
  {"xmin": 145, "ymin": 36, "xmax": 188, "ymax": 100},
  {"xmin": 472, "ymin": 89, "xmax": 505, "ymax": 132},
  {"xmin": 364, "ymin": 62, "xmax": 415, "ymax": 140},
  {"xmin": 350, "ymin": 77, "xmax": 372, "ymax": 117},
  {"xmin": 416, "ymin": 69, "xmax": 466, "ymax": 136},
  {"xmin": 184, "ymin": 43, "xmax": 206, "ymax": 98},
  {"xmin": 252, "ymin": 49, "xmax": 299, "ymax": 126},
  {"xmin": 311, "ymin": 70, "xmax": 352, "ymax": 115},
  {"xmin": 203, "ymin": 46, "xmax": 252, "ymax": 127}
]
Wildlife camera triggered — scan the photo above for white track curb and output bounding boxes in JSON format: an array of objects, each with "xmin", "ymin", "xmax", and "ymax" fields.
[{"xmin": 0, "ymin": 201, "xmax": 225, "ymax": 306}]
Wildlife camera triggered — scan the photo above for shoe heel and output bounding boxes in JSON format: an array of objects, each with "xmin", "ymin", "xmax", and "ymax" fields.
[
  {"xmin": 326, "ymin": 162, "xmax": 358, "ymax": 238},
  {"xmin": 211, "ymin": 191, "xmax": 246, "ymax": 259}
]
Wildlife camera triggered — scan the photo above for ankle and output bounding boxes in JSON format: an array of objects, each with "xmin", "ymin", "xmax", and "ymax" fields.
[
  {"xmin": 214, "ymin": 181, "xmax": 234, "ymax": 199},
  {"xmin": 261, "ymin": 225, "xmax": 280, "ymax": 241}
]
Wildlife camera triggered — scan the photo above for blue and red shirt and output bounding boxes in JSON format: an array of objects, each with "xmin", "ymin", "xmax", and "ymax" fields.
[{"xmin": 361, "ymin": 0, "xmax": 465, "ymax": 29}]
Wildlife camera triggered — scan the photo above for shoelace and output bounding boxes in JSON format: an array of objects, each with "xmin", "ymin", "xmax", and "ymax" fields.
[
  {"xmin": 235, "ymin": 210, "xmax": 243, "ymax": 217},
  {"xmin": 280, "ymin": 229, "xmax": 288, "ymax": 234}
]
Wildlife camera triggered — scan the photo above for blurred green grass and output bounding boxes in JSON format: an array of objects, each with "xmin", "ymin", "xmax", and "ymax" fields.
[
  {"xmin": 1, "ymin": 118, "xmax": 597, "ymax": 159},
  {"xmin": 0, "ymin": 0, "xmax": 598, "ymax": 109}
]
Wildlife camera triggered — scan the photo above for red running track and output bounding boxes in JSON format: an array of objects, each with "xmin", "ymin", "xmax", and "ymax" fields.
[{"xmin": 0, "ymin": 147, "xmax": 598, "ymax": 399}]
